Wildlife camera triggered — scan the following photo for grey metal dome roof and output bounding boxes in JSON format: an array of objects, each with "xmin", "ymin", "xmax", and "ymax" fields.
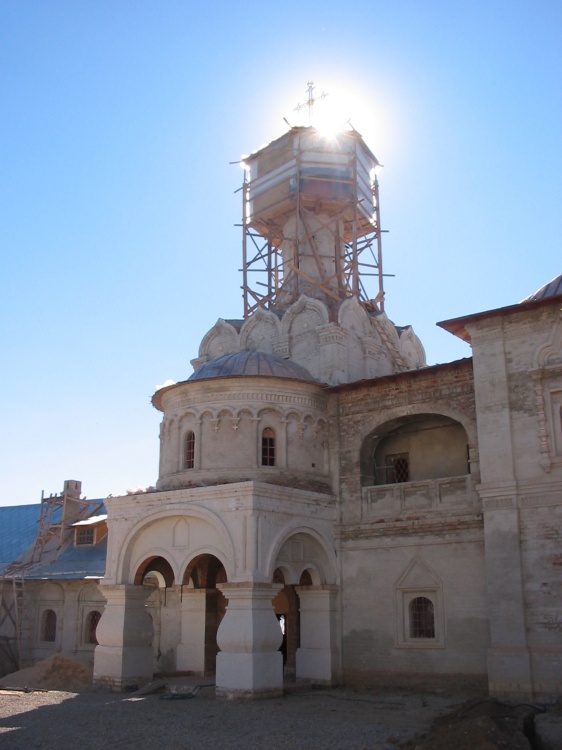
[
  {"xmin": 520, "ymin": 273, "xmax": 562, "ymax": 303},
  {"xmin": 189, "ymin": 351, "xmax": 316, "ymax": 383}
]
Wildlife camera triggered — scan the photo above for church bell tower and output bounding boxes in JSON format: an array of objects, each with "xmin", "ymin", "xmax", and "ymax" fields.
[{"xmin": 241, "ymin": 125, "xmax": 385, "ymax": 320}]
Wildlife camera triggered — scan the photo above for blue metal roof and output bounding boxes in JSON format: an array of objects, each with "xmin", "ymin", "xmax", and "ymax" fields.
[
  {"xmin": 0, "ymin": 504, "xmax": 41, "ymax": 573},
  {"xmin": 26, "ymin": 535, "xmax": 107, "ymax": 580},
  {"xmin": 0, "ymin": 501, "xmax": 107, "ymax": 579}
]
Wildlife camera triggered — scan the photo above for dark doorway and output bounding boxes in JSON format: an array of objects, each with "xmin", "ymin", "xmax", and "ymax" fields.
[{"xmin": 183, "ymin": 554, "xmax": 227, "ymax": 675}]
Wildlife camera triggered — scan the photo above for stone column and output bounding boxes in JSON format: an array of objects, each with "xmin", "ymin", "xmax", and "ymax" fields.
[
  {"xmin": 481, "ymin": 492, "xmax": 533, "ymax": 699},
  {"xmin": 93, "ymin": 584, "xmax": 154, "ymax": 692},
  {"xmin": 296, "ymin": 585, "xmax": 338, "ymax": 684},
  {"xmin": 215, "ymin": 582, "xmax": 283, "ymax": 698},
  {"xmin": 176, "ymin": 588, "xmax": 206, "ymax": 674}
]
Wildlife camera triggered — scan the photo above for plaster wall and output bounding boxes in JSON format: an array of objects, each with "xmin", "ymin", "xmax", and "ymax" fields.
[
  {"xmin": 156, "ymin": 378, "xmax": 329, "ymax": 492},
  {"xmin": 373, "ymin": 419, "xmax": 468, "ymax": 482},
  {"xmin": 467, "ymin": 302, "xmax": 562, "ymax": 699},
  {"xmin": 340, "ymin": 536, "xmax": 489, "ymax": 683},
  {"xmin": 26, "ymin": 580, "xmax": 105, "ymax": 667}
]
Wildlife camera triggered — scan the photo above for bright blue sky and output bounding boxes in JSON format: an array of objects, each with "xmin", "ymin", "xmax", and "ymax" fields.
[{"xmin": 1, "ymin": 1, "xmax": 560, "ymax": 505}]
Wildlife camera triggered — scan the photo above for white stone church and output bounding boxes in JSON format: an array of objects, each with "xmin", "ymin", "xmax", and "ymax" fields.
[{"xmin": 1, "ymin": 125, "xmax": 561, "ymax": 701}]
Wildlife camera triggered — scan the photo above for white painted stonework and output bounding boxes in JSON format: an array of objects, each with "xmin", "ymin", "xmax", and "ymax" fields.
[
  {"xmin": 4, "ymin": 126, "xmax": 560, "ymax": 703},
  {"xmin": 87, "ymin": 287, "xmax": 562, "ymax": 700}
]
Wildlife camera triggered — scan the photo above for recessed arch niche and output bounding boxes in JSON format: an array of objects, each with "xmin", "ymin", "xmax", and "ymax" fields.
[{"xmin": 361, "ymin": 413, "xmax": 470, "ymax": 487}]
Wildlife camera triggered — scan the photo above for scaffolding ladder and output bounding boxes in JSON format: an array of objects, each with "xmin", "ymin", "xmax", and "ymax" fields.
[{"xmin": 0, "ymin": 573, "xmax": 31, "ymax": 674}]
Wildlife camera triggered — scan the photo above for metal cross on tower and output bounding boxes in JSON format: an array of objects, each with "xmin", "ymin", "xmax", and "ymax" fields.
[{"xmin": 294, "ymin": 81, "xmax": 328, "ymax": 125}]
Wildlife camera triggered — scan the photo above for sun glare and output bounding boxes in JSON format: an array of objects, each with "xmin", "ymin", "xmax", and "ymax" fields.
[
  {"xmin": 280, "ymin": 80, "xmax": 390, "ymax": 156},
  {"xmin": 314, "ymin": 113, "xmax": 347, "ymax": 140}
]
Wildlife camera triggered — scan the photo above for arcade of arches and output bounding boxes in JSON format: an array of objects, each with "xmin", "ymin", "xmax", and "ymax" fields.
[{"xmin": 94, "ymin": 533, "xmax": 338, "ymax": 695}]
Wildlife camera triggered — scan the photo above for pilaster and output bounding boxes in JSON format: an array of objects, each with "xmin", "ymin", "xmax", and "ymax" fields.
[{"xmin": 480, "ymin": 487, "xmax": 532, "ymax": 698}]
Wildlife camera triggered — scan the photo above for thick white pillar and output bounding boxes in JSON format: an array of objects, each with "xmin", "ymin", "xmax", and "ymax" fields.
[
  {"xmin": 93, "ymin": 585, "xmax": 154, "ymax": 691},
  {"xmin": 296, "ymin": 585, "xmax": 338, "ymax": 684},
  {"xmin": 216, "ymin": 583, "xmax": 283, "ymax": 698},
  {"xmin": 176, "ymin": 589, "xmax": 206, "ymax": 674},
  {"xmin": 482, "ymin": 498, "xmax": 533, "ymax": 698}
]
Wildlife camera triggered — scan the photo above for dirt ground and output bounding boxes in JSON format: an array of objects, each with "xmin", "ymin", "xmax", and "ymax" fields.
[{"xmin": 0, "ymin": 657, "xmax": 556, "ymax": 749}]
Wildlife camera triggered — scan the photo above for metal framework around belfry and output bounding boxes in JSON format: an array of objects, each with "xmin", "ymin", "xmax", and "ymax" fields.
[{"xmin": 241, "ymin": 126, "xmax": 385, "ymax": 319}]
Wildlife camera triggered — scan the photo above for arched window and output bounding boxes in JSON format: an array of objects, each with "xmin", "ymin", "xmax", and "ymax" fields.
[
  {"xmin": 409, "ymin": 596, "xmax": 435, "ymax": 639},
  {"xmin": 262, "ymin": 427, "xmax": 275, "ymax": 466},
  {"xmin": 184, "ymin": 430, "xmax": 195, "ymax": 470},
  {"xmin": 41, "ymin": 609, "xmax": 57, "ymax": 642},
  {"xmin": 86, "ymin": 610, "xmax": 101, "ymax": 644}
]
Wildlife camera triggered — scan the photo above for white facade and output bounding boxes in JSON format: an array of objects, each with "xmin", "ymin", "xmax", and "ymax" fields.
[{"xmin": 2, "ymin": 126, "xmax": 560, "ymax": 702}]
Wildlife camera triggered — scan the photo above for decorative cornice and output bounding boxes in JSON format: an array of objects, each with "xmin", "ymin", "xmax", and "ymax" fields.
[
  {"xmin": 337, "ymin": 514, "xmax": 483, "ymax": 540},
  {"xmin": 163, "ymin": 387, "xmax": 328, "ymax": 413}
]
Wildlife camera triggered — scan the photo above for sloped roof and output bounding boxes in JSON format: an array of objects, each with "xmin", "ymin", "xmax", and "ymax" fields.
[
  {"xmin": 189, "ymin": 351, "xmax": 317, "ymax": 383},
  {"xmin": 0, "ymin": 501, "xmax": 106, "ymax": 579},
  {"xmin": 0, "ymin": 504, "xmax": 42, "ymax": 573},
  {"xmin": 438, "ymin": 272, "xmax": 562, "ymax": 343},
  {"xmin": 520, "ymin": 273, "xmax": 562, "ymax": 302},
  {"xmin": 26, "ymin": 534, "xmax": 107, "ymax": 580}
]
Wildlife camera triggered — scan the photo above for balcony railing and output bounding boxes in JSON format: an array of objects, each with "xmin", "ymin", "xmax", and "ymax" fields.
[{"xmin": 362, "ymin": 475, "xmax": 477, "ymax": 519}]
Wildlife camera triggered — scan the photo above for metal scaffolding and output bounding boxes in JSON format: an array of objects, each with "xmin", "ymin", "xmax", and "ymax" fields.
[
  {"xmin": 241, "ymin": 126, "xmax": 385, "ymax": 319},
  {"xmin": 0, "ymin": 481, "xmax": 94, "ymax": 672}
]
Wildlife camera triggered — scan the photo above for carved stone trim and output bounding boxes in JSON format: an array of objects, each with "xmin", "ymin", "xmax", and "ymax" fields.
[{"xmin": 338, "ymin": 515, "xmax": 483, "ymax": 540}]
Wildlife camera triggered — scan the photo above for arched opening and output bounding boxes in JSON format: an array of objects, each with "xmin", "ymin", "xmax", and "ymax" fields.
[
  {"xmin": 182, "ymin": 554, "xmax": 227, "ymax": 675},
  {"xmin": 272, "ymin": 567, "xmax": 300, "ymax": 676},
  {"xmin": 85, "ymin": 610, "xmax": 102, "ymax": 645},
  {"xmin": 360, "ymin": 414, "xmax": 470, "ymax": 487},
  {"xmin": 409, "ymin": 596, "xmax": 435, "ymax": 639},
  {"xmin": 134, "ymin": 556, "xmax": 175, "ymax": 587},
  {"xmin": 271, "ymin": 531, "xmax": 337, "ymax": 684},
  {"xmin": 133, "ymin": 556, "xmax": 175, "ymax": 670},
  {"xmin": 41, "ymin": 609, "xmax": 57, "ymax": 642}
]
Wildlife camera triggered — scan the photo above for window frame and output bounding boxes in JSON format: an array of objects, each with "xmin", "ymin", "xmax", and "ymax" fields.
[
  {"xmin": 385, "ymin": 452, "xmax": 410, "ymax": 484},
  {"xmin": 40, "ymin": 608, "xmax": 57, "ymax": 643},
  {"xmin": 76, "ymin": 526, "xmax": 95, "ymax": 546},
  {"xmin": 395, "ymin": 589, "xmax": 445, "ymax": 649},
  {"xmin": 409, "ymin": 596, "xmax": 435, "ymax": 639},
  {"xmin": 184, "ymin": 430, "xmax": 195, "ymax": 470},
  {"xmin": 261, "ymin": 427, "xmax": 276, "ymax": 467}
]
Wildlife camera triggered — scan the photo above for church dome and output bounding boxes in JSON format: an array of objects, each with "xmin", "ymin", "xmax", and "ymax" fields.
[{"xmin": 189, "ymin": 351, "xmax": 317, "ymax": 383}]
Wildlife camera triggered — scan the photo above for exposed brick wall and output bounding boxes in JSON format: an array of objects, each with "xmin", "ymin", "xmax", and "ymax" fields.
[{"xmin": 329, "ymin": 359, "xmax": 477, "ymax": 521}]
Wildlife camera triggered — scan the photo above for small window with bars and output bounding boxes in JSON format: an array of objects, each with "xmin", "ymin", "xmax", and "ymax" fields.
[
  {"xmin": 386, "ymin": 453, "xmax": 410, "ymax": 483},
  {"xmin": 409, "ymin": 596, "xmax": 435, "ymax": 639},
  {"xmin": 184, "ymin": 430, "xmax": 195, "ymax": 469},
  {"xmin": 76, "ymin": 527, "xmax": 95, "ymax": 546},
  {"xmin": 41, "ymin": 609, "xmax": 57, "ymax": 642},
  {"xmin": 262, "ymin": 427, "xmax": 276, "ymax": 466}
]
